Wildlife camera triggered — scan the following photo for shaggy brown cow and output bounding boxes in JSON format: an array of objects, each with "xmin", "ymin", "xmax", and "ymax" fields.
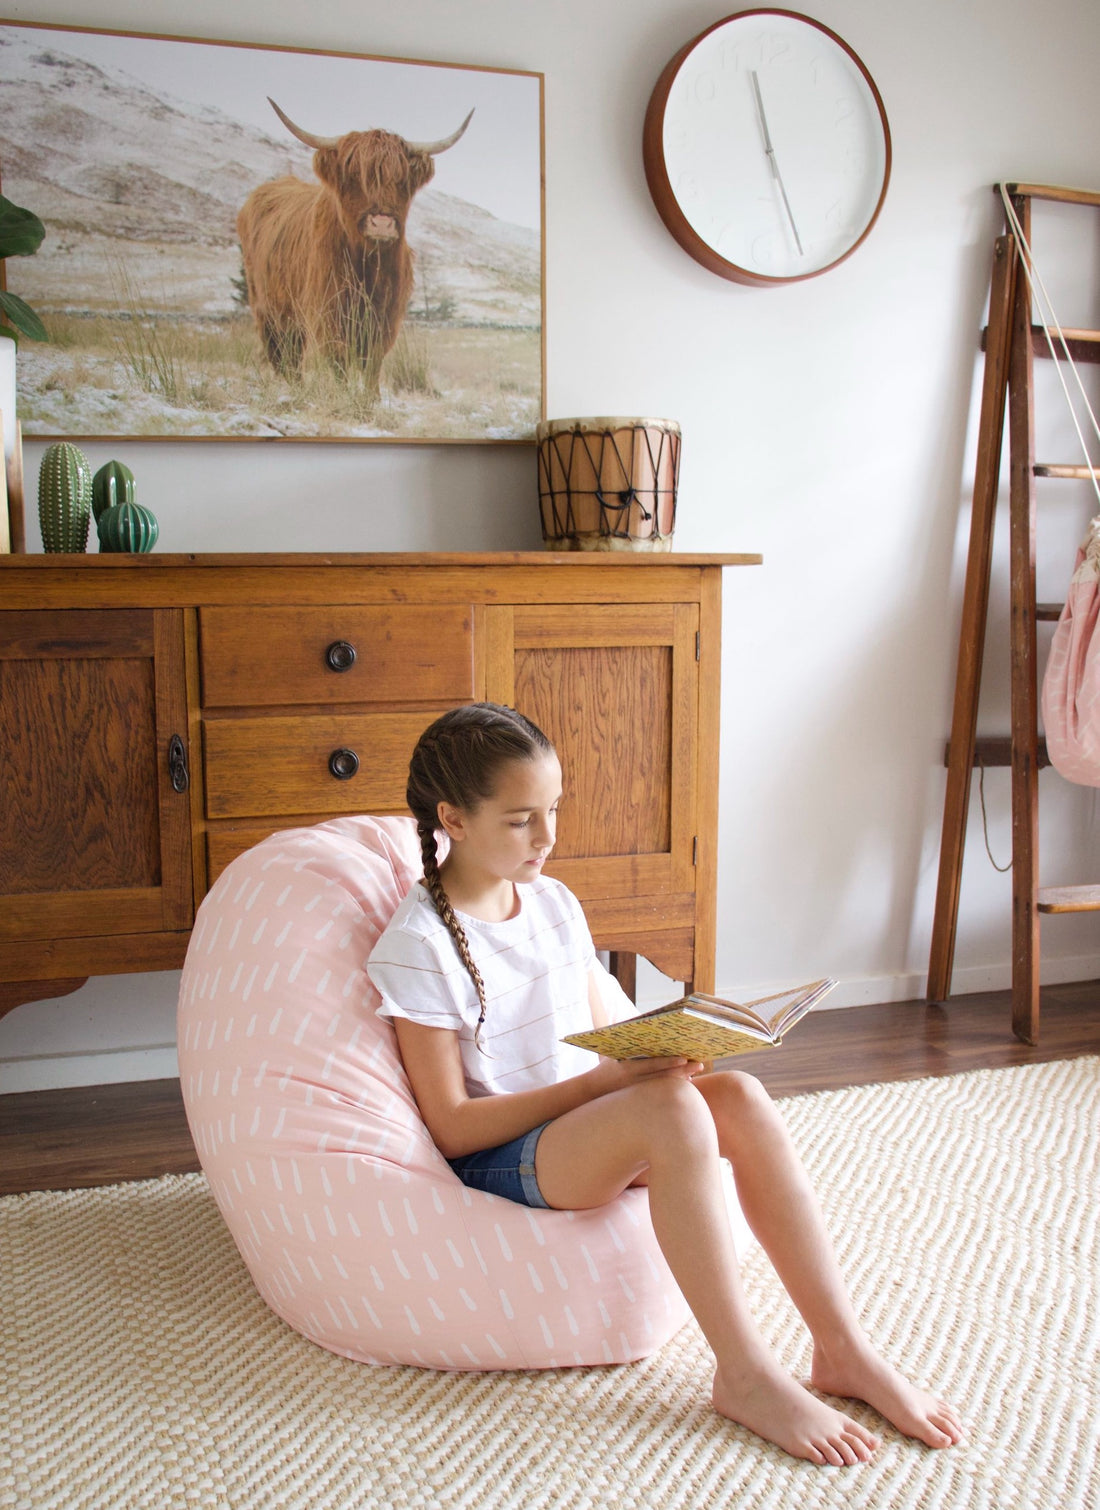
[{"xmin": 238, "ymin": 99, "xmax": 473, "ymax": 394}]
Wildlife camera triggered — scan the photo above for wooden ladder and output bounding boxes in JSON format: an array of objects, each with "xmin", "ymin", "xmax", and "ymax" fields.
[{"xmin": 928, "ymin": 182, "xmax": 1100, "ymax": 1043}]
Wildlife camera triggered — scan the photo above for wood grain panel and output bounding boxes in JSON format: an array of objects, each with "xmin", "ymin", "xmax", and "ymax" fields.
[
  {"xmin": 200, "ymin": 605, "xmax": 473, "ymax": 706},
  {"xmin": 515, "ymin": 644, "xmax": 673, "ymax": 859},
  {"xmin": 1, "ymin": 657, "xmax": 160, "ymax": 894}
]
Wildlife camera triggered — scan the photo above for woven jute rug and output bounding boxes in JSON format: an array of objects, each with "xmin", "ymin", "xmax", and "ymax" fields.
[{"xmin": 3, "ymin": 1057, "xmax": 1098, "ymax": 1509}]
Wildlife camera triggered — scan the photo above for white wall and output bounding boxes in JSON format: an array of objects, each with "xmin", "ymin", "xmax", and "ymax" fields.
[{"xmin": 3, "ymin": 0, "xmax": 1099, "ymax": 1091}]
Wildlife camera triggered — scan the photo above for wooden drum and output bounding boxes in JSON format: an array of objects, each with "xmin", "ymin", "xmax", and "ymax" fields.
[{"xmin": 536, "ymin": 417, "xmax": 680, "ymax": 551}]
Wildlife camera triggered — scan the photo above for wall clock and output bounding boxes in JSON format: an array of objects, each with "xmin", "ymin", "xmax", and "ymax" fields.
[{"xmin": 643, "ymin": 9, "xmax": 891, "ymax": 285}]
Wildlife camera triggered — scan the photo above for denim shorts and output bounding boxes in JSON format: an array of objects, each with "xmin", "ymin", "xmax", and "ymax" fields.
[{"xmin": 447, "ymin": 1121, "xmax": 552, "ymax": 1208}]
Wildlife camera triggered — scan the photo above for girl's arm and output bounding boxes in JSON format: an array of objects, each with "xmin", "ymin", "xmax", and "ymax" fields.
[{"xmin": 394, "ymin": 972, "xmax": 699, "ymax": 1161}]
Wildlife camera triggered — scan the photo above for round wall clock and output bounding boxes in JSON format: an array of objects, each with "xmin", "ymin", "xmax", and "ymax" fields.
[{"xmin": 643, "ymin": 9, "xmax": 891, "ymax": 285}]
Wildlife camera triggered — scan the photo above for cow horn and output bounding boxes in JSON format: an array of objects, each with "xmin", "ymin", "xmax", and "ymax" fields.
[
  {"xmin": 405, "ymin": 108, "xmax": 475, "ymax": 156},
  {"xmin": 267, "ymin": 98, "xmax": 339, "ymax": 150}
]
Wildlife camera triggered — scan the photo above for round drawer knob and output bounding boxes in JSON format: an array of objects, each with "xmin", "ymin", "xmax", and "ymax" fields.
[
  {"xmin": 328, "ymin": 747, "xmax": 360, "ymax": 781},
  {"xmin": 325, "ymin": 640, "xmax": 357, "ymax": 672}
]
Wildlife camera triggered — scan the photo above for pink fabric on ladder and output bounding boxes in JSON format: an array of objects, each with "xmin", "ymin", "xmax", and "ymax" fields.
[{"xmin": 1042, "ymin": 517, "xmax": 1100, "ymax": 786}]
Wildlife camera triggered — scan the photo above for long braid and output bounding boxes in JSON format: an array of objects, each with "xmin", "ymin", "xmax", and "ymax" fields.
[
  {"xmin": 416, "ymin": 818, "xmax": 490, "ymax": 1049},
  {"xmin": 406, "ymin": 703, "xmax": 553, "ymax": 1055}
]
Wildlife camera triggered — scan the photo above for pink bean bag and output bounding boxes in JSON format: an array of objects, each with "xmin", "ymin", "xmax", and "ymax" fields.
[{"xmin": 178, "ymin": 816, "xmax": 745, "ymax": 1369}]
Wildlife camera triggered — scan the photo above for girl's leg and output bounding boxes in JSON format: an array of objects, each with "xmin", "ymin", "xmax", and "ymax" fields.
[
  {"xmin": 534, "ymin": 1076, "xmax": 880, "ymax": 1465},
  {"xmin": 692, "ymin": 1071, "xmax": 964, "ymax": 1449}
]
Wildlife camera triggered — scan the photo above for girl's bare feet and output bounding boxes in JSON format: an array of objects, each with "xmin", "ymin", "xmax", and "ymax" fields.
[
  {"xmin": 809, "ymin": 1339, "xmax": 966, "ymax": 1449},
  {"xmin": 712, "ymin": 1360, "xmax": 881, "ymax": 1466}
]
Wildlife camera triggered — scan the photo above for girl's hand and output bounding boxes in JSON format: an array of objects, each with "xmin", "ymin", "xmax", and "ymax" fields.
[{"xmin": 589, "ymin": 1054, "xmax": 706, "ymax": 1095}]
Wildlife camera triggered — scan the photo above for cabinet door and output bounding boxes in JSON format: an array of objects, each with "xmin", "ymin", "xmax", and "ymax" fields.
[
  {"xmin": 0, "ymin": 609, "xmax": 193, "ymax": 943},
  {"xmin": 485, "ymin": 602, "xmax": 700, "ymax": 982}
]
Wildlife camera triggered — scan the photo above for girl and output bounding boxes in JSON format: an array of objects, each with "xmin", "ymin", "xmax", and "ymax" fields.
[{"xmin": 367, "ymin": 703, "xmax": 964, "ymax": 1466}]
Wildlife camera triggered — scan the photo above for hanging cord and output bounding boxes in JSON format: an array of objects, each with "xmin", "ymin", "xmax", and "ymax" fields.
[
  {"xmin": 976, "ymin": 754, "xmax": 1012, "ymax": 873},
  {"xmin": 998, "ymin": 184, "xmax": 1100, "ymax": 519}
]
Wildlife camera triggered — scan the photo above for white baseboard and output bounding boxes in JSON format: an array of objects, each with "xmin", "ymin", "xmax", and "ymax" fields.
[
  {"xmin": 3, "ymin": 953, "xmax": 1098, "ymax": 1095},
  {"xmin": 0, "ymin": 1044, "xmax": 180, "ymax": 1095}
]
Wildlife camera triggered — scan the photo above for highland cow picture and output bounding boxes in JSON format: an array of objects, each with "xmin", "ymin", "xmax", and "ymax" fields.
[{"xmin": 0, "ymin": 22, "xmax": 544, "ymax": 442}]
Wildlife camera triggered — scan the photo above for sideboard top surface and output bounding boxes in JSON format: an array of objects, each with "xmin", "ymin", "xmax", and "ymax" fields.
[
  {"xmin": 0, "ymin": 551, "xmax": 761, "ymax": 570},
  {"xmin": 0, "ymin": 551, "xmax": 761, "ymax": 609}
]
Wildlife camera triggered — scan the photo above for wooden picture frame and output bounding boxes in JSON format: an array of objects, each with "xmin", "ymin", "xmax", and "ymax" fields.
[{"xmin": 0, "ymin": 20, "xmax": 544, "ymax": 444}]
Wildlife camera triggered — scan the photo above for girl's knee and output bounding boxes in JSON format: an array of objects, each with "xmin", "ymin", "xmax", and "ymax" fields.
[
  {"xmin": 697, "ymin": 1069, "xmax": 780, "ymax": 1137},
  {"xmin": 628, "ymin": 1075, "xmax": 719, "ymax": 1159}
]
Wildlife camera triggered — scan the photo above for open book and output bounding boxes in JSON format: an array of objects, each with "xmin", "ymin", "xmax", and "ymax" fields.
[{"xmin": 563, "ymin": 978, "xmax": 836, "ymax": 1062}]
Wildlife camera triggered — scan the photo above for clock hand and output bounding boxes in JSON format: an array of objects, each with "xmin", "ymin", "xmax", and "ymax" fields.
[{"xmin": 749, "ymin": 70, "xmax": 804, "ymax": 256}]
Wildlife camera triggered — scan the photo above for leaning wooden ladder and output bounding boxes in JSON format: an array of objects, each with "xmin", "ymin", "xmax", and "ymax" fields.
[{"xmin": 928, "ymin": 182, "xmax": 1100, "ymax": 1043}]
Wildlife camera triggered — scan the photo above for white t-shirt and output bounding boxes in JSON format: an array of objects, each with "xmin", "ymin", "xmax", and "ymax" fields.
[{"xmin": 369, "ymin": 876, "xmax": 612, "ymax": 1099}]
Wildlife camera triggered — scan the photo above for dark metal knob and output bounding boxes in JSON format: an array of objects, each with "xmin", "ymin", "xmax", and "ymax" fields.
[
  {"xmin": 328, "ymin": 747, "xmax": 360, "ymax": 781},
  {"xmin": 325, "ymin": 640, "xmax": 357, "ymax": 672},
  {"xmin": 168, "ymin": 734, "xmax": 189, "ymax": 794}
]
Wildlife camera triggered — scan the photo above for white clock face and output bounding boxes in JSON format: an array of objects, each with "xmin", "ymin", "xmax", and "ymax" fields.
[{"xmin": 655, "ymin": 12, "xmax": 890, "ymax": 281}]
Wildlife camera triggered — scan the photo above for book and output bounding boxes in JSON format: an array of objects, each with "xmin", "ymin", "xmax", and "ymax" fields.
[{"xmin": 563, "ymin": 978, "xmax": 836, "ymax": 1062}]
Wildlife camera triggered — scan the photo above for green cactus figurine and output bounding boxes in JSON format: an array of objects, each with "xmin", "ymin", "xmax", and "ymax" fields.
[
  {"xmin": 92, "ymin": 459, "xmax": 136, "ymax": 523},
  {"xmin": 38, "ymin": 441, "xmax": 93, "ymax": 553},
  {"xmin": 98, "ymin": 500, "xmax": 159, "ymax": 554}
]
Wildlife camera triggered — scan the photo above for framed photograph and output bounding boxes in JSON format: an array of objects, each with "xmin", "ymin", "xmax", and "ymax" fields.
[{"xmin": 0, "ymin": 20, "xmax": 544, "ymax": 443}]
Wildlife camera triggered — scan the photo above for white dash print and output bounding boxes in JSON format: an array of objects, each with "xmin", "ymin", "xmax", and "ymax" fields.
[
  {"xmin": 458, "ymin": 1289, "xmax": 477, "ymax": 1312},
  {"xmin": 526, "ymin": 1262, "xmax": 544, "ymax": 1294}
]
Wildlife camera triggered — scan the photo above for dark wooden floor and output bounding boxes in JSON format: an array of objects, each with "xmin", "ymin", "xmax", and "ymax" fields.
[{"xmin": 1, "ymin": 978, "xmax": 1097, "ymax": 1196}]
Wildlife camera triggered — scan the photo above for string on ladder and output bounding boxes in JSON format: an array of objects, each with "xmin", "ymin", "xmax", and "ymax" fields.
[
  {"xmin": 976, "ymin": 754, "xmax": 1012, "ymax": 873},
  {"xmin": 998, "ymin": 184, "xmax": 1100, "ymax": 517}
]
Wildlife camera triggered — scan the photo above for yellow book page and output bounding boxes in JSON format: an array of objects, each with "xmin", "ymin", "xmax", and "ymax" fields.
[{"xmin": 564, "ymin": 1012, "xmax": 766, "ymax": 1061}]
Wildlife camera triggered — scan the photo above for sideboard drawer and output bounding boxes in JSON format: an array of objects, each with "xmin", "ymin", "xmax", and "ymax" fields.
[
  {"xmin": 204, "ymin": 710, "xmax": 441, "ymax": 818},
  {"xmin": 200, "ymin": 605, "xmax": 474, "ymax": 707}
]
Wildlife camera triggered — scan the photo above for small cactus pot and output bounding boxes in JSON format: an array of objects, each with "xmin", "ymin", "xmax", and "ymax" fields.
[
  {"xmin": 38, "ymin": 441, "xmax": 93, "ymax": 553},
  {"xmin": 98, "ymin": 500, "xmax": 159, "ymax": 554},
  {"xmin": 92, "ymin": 459, "xmax": 136, "ymax": 523}
]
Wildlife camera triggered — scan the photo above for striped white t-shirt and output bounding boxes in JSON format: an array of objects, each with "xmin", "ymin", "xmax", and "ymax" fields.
[{"xmin": 368, "ymin": 876, "xmax": 600, "ymax": 1099}]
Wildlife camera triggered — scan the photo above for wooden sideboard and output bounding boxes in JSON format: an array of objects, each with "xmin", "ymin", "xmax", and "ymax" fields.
[{"xmin": 0, "ymin": 551, "xmax": 759, "ymax": 1018}]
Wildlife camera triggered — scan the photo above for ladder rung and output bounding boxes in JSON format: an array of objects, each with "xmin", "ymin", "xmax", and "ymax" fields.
[
  {"xmin": 1029, "ymin": 326, "xmax": 1100, "ymax": 363},
  {"xmin": 1003, "ymin": 181, "xmax": 1100, "ymax": 209},
  {"xmin": 1037, "ymin": 884, "xmax": 1100, "ymax": 914},
  {"xmin": 1034, "ymin": 464, "xmax": 1100, "ymax": 480},
  {"xmin": 981, "ymin": 325, "xmax": 1100, "ymax": 364},
  {"xmin": 944, "ymin": 736, "xmax": 1050, "ymax": 769},
  {"xmin": 1036, "ymin": 602, "xmax": 1064, "ymax": 621}
]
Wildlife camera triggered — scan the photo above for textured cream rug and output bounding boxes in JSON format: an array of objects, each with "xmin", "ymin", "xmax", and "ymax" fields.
[{"xmin": 3, "ymin": 1058, "xmax": 1098, "ymax": 1509}]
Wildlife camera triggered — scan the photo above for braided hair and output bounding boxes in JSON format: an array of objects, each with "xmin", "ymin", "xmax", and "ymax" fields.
[{"xmin": 407, "ymin": 703, "xmax": 554, "ymax": 1050}]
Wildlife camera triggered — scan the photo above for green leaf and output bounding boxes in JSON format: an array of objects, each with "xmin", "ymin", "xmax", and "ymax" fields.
[
  {"xmin": 0, "ymin": 289, "xmax": 49, "ymax": 342},
  {"xmin": 0, "ymin": 195, "xmax": 46, "ymax": 259}
]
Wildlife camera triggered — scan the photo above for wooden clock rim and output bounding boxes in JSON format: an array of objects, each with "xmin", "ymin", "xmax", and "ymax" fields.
[{"xmin": 642, "ymin": 7, "xmax": 893, "ymax": 287}]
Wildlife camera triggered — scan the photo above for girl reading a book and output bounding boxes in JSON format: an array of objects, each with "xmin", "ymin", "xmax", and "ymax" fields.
[{"xmin": 368, "ymin": 703, "xmax": 964, "ymax": 1466}]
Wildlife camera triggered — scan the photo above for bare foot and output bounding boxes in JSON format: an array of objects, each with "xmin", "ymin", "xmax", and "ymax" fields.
[
  {"xmin": 810, "ymin": 1339, "xmax": 965, "ymax": 1449},
  {"xmin": 713, "ymin": 1360, "xmax": 881, "ymax": 1466}
]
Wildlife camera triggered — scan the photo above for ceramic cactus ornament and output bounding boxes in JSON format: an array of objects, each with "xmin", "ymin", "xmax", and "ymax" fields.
[
  {"xmin": 98, "ymin": 499, "xmax": 159, "ymax": 553},
  {"xmin": 38, "ymin": 441, "xmax": 93, "ymax": 552},
  {"xmin": 91, "ymin": 459, "xmax": 136, "ymax": 523}
]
